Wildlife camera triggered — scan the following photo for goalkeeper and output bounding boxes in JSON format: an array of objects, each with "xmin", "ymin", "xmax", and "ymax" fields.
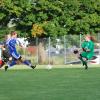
[{"xmin": 74, "ymin": 34, "xmax": 96, "ymax": 69}]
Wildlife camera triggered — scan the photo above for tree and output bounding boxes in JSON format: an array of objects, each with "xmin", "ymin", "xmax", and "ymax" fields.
[
  {"xmin": 0, "ymin": 0, "xmax": 99, "ymax": 63},
  {"xmin": 0, "ymin": 0, "xmax": 100, "ymax": 37}
]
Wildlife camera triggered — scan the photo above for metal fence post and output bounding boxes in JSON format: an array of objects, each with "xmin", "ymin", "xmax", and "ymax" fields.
[
  {"xmin": 36, "ymin": 37, "xmax": 39, "ymax": 64},
  {"xmin": 98, "ymin": 32, "xmax": 100, "ymax": 64},
  {"xmin": 64, "ymin": 35, "xmax": 67, "ymax": 64},
  {"xmin": 80, "ymin": 33, "xmax": 82, "ymax": 48},
  {"xmin": 48, "ymin": 37, "xmax": 51, "ymax": 65}
]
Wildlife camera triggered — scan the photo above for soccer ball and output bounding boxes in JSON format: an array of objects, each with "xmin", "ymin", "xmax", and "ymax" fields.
[
  {"xmin": 46, "ymin": 65, "xmax": 52, "ymax": 70},
  {"xmin": 73, "ymin": 49, "xmax": 79, "ymax": 54}
]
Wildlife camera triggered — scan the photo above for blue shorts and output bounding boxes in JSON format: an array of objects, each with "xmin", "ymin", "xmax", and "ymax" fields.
[{"xmin": 11, "ymin": 51, "xmax": 21, "ymax": 60}]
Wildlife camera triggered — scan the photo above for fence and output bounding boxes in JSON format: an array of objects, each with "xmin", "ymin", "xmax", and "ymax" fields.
[{"xmin": 18, "ymin": 34, "xmax": 100, "ymax": 65}]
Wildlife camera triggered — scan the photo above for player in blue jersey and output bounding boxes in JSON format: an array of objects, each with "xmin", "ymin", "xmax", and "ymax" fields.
[{"xmin": 5, "ymin": 31, "xmax": 36, "ymax": 71}]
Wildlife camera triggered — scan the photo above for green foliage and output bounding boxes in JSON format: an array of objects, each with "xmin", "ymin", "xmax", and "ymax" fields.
[
  {"xmin": 0, "ymin": 0, "xmax": 100, "ymax": 38},
  {"xmin": 0, "ymin": 13, "xmax": 6, "ymax": 20}
]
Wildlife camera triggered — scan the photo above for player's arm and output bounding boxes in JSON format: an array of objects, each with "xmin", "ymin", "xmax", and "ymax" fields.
[
  {"xmin": 85, "ymin": 41, "xmax": 94, "ymax": 52},
  {"xmin": 16, "ymin": 38, "xmax": 25, "ymax": 48}
]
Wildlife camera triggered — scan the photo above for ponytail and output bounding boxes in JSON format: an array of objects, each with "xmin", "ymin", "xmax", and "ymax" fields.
[
  {"xmin": 90, "ymin": 36, "xmax": 97, "ymax": 42},
  {"xmin": 86, "ymin": 34, "xmax": 97, "ymax": 42}
]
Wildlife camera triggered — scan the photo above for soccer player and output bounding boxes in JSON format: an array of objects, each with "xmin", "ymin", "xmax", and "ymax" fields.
[
  {"xmin": 5, "ymin": 31, "xmax": 36, "ymax": 71},
  {"xmin": 74, "ymin": 34, "xmax": 96, "ymax": 69},
  {"xmin": 0, "ymin": 34, "xmax": 13, "ymax": 68},
  {"xmin": 0, "ymin": 34, "xmax": 13, "ymax": 67},
  {"xmin": 3, "ymin": 34, "xmax": 12, "ymax": 63}
]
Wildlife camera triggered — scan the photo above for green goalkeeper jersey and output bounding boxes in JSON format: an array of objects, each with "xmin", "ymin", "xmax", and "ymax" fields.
[{"xmin": 81, "ymin": 40, "xmax": 94, "ymax": 60}]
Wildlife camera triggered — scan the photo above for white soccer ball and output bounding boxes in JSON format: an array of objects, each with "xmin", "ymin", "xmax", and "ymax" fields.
[
  {"xmin": 96, "ymin": 43, "xmax": 100, "ymax": 47},
  {"xmin": 46, "ymin": 65, "xmax": 52, "ymax": 70}
]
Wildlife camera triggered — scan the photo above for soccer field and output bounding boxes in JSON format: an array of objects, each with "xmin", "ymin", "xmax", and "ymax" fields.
[{"xmin": 0, "ymin": 67, "xmax": 100, "ymax": 100}]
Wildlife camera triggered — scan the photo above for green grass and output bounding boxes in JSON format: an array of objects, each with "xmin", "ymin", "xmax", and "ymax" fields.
[{"xmin": 0, "ymin": 67, "xmax": 100, "ymax": 100}]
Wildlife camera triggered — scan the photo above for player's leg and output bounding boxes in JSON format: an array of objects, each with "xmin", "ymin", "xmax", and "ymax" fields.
[
  {"xmin": 73, "ymin": 50, "xmax": 86, "ymax": 66},
  {"xmin": 82, "ymin": 57, "xmax": 88, "ymax": 69},
  {"xmin": 80, "ymin": 51, "xmax": 89, "ymax": 69},
  {"xmin": 73, "ymin": 50, "xmax": 88, "ymax": 69},
  {"xmin": 12, "ymin": 51, "xmax": 36, "ymax": 69},
  {"xmin": 5, "ymin": 59, "xmax": 17, "ymax": 71},
  {"xmin": 83, "ymin": 53, "xmax": 95, "ymax": 70},
  {"xmin": 4, "ymin": 51, "xmax": 19, "ymax": 71},
  {"xmin": 79, "ymin": 53, "xmax": 89, "ymax": 69},
  {"xmin": 5, "ymin": 50, "xmax": 36, "ymax": 70},
  {"xmin": 23, "ymin": 60, "xmax": 36, "ymax": 69},
  {"xmin": 18, "ymin": 57, "xmax": 36, "ymax": 69}
]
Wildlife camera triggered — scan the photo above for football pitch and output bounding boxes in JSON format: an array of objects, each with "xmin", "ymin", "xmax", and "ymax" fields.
[{"xmin": 0, "ymin": 66, "xmax": 100, "ymax": 100}]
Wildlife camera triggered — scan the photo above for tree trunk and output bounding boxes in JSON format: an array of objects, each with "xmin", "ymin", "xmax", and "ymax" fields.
[{"xmin": 38, "ymin": 42, "xmax": 46, "ymax": 64}]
